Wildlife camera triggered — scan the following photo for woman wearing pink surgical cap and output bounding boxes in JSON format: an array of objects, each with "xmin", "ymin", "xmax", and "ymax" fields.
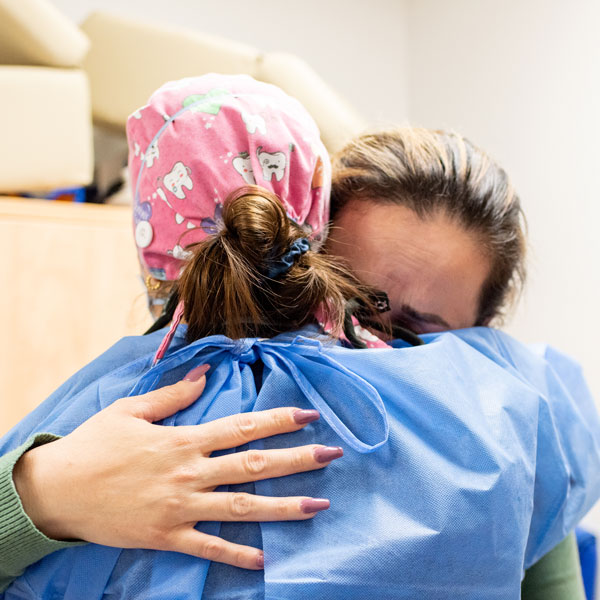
[{"xmin": 1, "ymin": 73, "xmax": 376, "ymax": 587}]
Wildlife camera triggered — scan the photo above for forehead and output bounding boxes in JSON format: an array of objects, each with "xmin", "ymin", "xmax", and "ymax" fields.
[{"xmin": 329, "ymin": 200, "xmax": 491, "ymax": 329}]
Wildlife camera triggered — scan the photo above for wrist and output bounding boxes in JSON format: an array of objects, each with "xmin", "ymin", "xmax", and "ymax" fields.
[{"xmin": 12, "ymin": 442, "xmax": 71, "ymax": 541}]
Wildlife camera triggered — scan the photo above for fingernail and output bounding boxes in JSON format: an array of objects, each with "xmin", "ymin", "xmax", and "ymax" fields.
[
  {"xmin": 183, "ymin": 364, "xmax": 210, "ymax": 382},
  {"xmin": 256, "ymin": 551, "xmax": 264, "ymax": 568},
  {"xmin": 313, "ymin": 446, "xmax": 344, "ymax": 463},
  {"xmin": 300, "ymin": 498, "xmax": 331, "ymax": 514},
  {"xmin": 293, "ymin": 409, "xmax": 320, "ymax": 424}
]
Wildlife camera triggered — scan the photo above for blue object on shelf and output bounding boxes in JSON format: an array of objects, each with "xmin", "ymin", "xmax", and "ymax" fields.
[
  {"xmin": 22, "ymin": 186, "xmax": 86, "ymax": 203},
  {"xmin": 577, "ymin": 527, "xmax": 597, "ymax": 600}
]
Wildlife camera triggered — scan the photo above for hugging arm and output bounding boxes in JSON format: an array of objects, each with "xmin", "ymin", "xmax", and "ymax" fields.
[{"xmin": 0, "ymin": 376, "xmax": 337, "ymax": 592}]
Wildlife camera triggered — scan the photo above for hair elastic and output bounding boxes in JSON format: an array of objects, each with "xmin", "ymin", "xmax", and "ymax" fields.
[{"xmin": 267, "ymin": 237, "xmax": 310, "ymax": 278}]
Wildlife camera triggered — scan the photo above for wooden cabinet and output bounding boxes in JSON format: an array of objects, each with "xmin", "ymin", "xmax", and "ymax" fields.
[{"xmin": 0, "ymin": 198, "xmax": 152, "ymax": 434}]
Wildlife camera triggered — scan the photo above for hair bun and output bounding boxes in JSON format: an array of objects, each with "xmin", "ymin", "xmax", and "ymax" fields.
[{"xmin": 220, "ymin": 185, "xmax": 292, "ymax": 267}]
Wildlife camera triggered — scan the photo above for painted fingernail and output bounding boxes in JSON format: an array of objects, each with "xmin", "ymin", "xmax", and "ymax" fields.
[
  {"xmin": 256, "ymin": 551, "xmax": 264, "ymax": 568},
  {"xmin": 183, "ymin": 364, "xmax": 210, "ymax": 382},
  {"xmin": 313, "ymin": 446, "xmax": 344, "ymax": 463},
  {"xmin": 293, "ymin": 409, "xmax": 320, "ymax": 424},
  {"xmin": 300, "ymin": 498, "xmax": 331, "ymax": 514}
]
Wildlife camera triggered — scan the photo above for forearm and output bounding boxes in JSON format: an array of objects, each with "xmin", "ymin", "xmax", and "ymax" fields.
[
  {"xmin": 521, "ymin": 532, "xmax": 585, "ymax": 600},
  {"xmin": 0, "ymin": 434, "xmax": 85, "ymax": 592}
]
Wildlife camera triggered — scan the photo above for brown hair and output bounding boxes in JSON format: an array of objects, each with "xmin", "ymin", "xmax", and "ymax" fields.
[
  {"xmin": 175, "ymin": 186, "xmax": 373, "ymax": 342},
  {"xmin": 330, "ymin": 128, "xmax": 527, "ymax": 325}
]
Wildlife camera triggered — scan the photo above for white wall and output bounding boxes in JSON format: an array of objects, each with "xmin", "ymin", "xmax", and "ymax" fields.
[{"xmin": 50, "ymin": 0, "xmax": 409, "ymax": 126}]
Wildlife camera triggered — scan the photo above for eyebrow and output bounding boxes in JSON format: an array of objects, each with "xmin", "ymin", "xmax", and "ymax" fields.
[{"xmin": 396, "ymin": 304, "xmax": 452, "ymax": 330}]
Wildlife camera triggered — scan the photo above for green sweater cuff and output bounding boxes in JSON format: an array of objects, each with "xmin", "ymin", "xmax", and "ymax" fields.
[
  {"xmin": 0, "ymin": 433, "xmax": 86, "ymax": 592},
  {"xmin": 521, "ymin": 532, "xmax": 586, "ymax": 600}
]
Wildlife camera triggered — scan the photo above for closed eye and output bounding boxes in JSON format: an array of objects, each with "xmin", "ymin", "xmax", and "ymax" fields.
[{"xmin": 392, "ymin": 304, "xmax": 451, "ymax": 334}]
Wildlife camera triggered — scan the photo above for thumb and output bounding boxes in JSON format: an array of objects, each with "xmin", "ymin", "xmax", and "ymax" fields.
[{"xmin": 127, "ymin": 364, "xmax": 210, "ymax": 422}]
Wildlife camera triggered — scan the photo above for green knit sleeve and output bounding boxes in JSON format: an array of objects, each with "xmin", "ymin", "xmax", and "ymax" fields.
[
  {"xmin": 521, "ymin": 532, "xmax": 586, "ymax": 600},
  {"xmin": 0, "ymin": 433, "xmax": 86, "ymax": 593}
]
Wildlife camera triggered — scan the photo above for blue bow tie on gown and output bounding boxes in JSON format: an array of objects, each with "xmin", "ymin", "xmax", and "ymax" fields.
[{"xmin": 2, "ymin": 326, "xmax": 600, "ymax": 600}]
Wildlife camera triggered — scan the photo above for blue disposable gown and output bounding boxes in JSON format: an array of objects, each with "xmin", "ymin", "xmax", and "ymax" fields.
[{"xmin": 1, "ymin": 325, "xmax": 600, "ymax": 600}]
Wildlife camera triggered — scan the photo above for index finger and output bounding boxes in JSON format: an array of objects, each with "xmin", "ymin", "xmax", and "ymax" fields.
[{"xmin": 176, "ymin": 408, "xmax": 320, "ymax": 453}]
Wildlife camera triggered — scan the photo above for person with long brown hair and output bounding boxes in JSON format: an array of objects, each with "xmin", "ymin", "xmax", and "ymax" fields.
[{"xmin": 324, "ymin": 128, "xmax": 581, "ymax": 599}]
